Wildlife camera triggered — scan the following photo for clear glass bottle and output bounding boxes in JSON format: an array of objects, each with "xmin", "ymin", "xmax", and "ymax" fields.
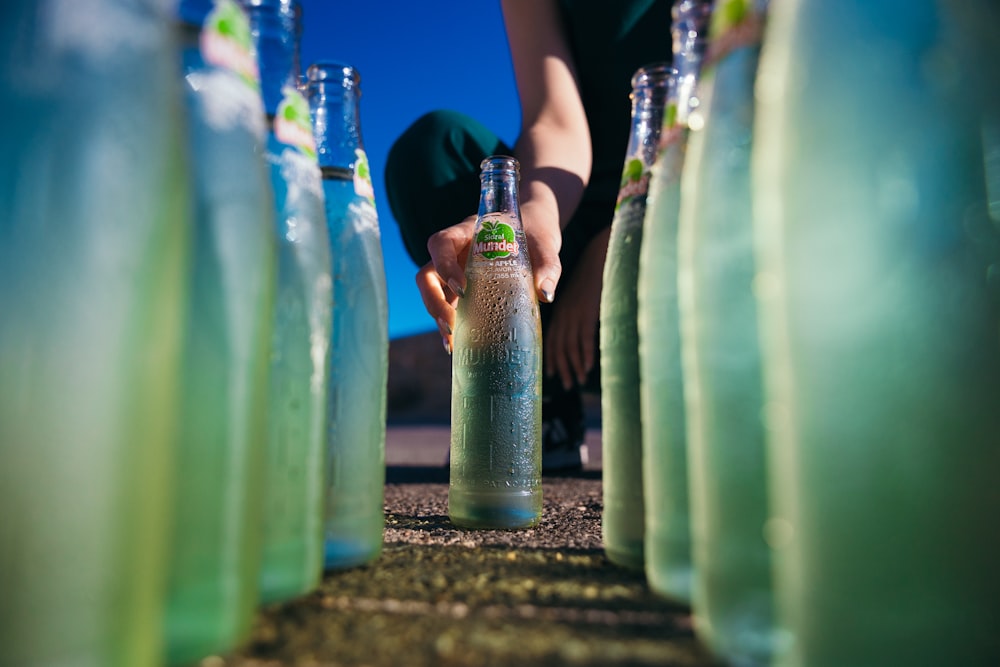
[
  {"xmin": 600, "ymin": 62, "xmax": 675, "ymax": 571},
  {"xmin": 243, "ymin": 0, "xmax": 332, "ymax": 604},
  {"xmin": 0, "ymin": 0, "xmax": 189, "ymax": 665},
  {"xmin": 305, "ymin": 61, "xmax": 388, "ymax": 570},
  {"xmin": 449, "ymin": 156, "xmax": 543, "ymax": 530},
  {"xmin": 164, "ymin": 1, "xmax": 276, "ymax": 663},
  {"xmin": 676, "ymin": 1, "xmax": 775, "ymax": 664},
  {"xmin": 753, "ymin": 1, "xmax": 1000, "ymax": 665},
  {"xmin": 637, "ymin": 0, "xmax": 712, "ymax": 604}
]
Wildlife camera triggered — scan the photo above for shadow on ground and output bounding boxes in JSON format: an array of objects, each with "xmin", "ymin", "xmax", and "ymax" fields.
[
  {"xmin": 222, "ymin": 473, "xmax": 719, "ymax": 667},
  {"xmin": 231, "ymin": 542, "xmax": 715, "ymax": 667}
]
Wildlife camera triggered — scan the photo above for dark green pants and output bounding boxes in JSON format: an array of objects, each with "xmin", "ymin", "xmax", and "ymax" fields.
[{"xmin": 384, "ymin": 110, "xmax": 608, "ymax": 392}]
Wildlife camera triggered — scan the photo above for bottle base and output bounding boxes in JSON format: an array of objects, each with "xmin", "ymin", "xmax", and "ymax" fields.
[
  {"xmin": 604, "ymin": 544, "xmax": 645, "ymax": 571},
  {"xmin": 258, "ymin": 542, "xmax": 322, "ymax": 605},
  {"xmin": 324, "ymin": 537, "xmax": 382, "ymax": 571},
  {"xmin": 646, "ymin": 562, "xmax": 694, "ymax": 605},
  {"xmin": 165, "ymin": 618, "xmax": 246, "ymax": 667},
  {"xmin": 448, "ymin": 487, "xmax": 542, "ymax": 530}
]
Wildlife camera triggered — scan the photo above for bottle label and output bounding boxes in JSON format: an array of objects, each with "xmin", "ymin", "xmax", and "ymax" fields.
[
  {"xmin": 353, "ymin": 148, "xmax": 376, "ymax": 205},
  {"xmin": 201, "ymin": 0, "xmax": 260, "ymax": 91},
  {"xmin": 473, "ymin": 216, "xmax": 519, "ymax": 260},
  {"xmin": 274, "ymin": 86, "xmax": 318, "ymax": 160},
  {"xmin": 705, "ymin": 0, "xmax": 766, "ymax": 68},
  {"xmin": 615, "ymin": 157, "xmax": 651, "ymax": 210},
  {"xmin": 191, "ymin": 0, "xmax": 266, "ymax": 137},
  {"xmin": 657, "ymin": 103, "xmax": 688, "ymax": 152},
  {"xmin": 348, "ymin": 200, "xmax": 380, "ymax": 237}
]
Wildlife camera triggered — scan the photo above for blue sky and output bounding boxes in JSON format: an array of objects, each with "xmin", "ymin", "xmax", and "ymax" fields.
[{"xmin": 298, "ymin": 1, "xmax": 521, "ymax": 340}]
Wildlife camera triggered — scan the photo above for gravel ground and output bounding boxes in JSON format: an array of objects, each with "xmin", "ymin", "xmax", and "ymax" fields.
[{"xmin": 217, "ymin": 468, "xmax": 720, "ymax": 667}]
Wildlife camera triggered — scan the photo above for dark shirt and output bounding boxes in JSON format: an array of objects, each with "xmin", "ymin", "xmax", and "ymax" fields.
[{"xmin": 557, "ymin": 0, "xmax": 673, "ymax": 218}]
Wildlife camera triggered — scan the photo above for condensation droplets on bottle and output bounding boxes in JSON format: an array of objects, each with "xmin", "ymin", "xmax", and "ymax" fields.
[
  {"xmin": 242, "ymin": 0, "xmax": 332, "ymax": 605},
  {"xmin": 600, "ymin": 62, "xmax": 675, "ymax": 571},
  {"xmin": 637, "ymin": 0, "xmax": 712, "ymax": 605},
  {"xmin": 448, "ymin": 156, "xmax": 543, "ymax": 530},
  {"xmin": 305, "ymin": 60, "xmax": 388, "ymax": 571}
]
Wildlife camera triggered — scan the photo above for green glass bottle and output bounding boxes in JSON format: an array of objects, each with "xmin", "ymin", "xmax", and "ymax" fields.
[
  {"xmin": 449, "ymin": 156, "xmax": 543, "ymax": 530},
  {"xmin": 305, "ymin": 61, "xmax": 388, "ymax": 570},
  {"xmin": 164, "ymin": 1, "xmax": 276, "ymax": 663},
  {"xmin": 244, "ymin": 0, "xmax": 332, "ymax": 604},
  {"xmin": 676, "ymin": 1, "xmax": 775, "ymax": 664},
  {"xmin": 0, "ymin": 0, "xmax": 189, "ymax": 665},
  {"xmin": 637, "ymin": 0, "xmax": 712, "ymax": 604},
  {"xmin": 753, "ymin": 1, "xmax": 1000, "ymax": 665},
  {"xmin": 600, "ymin": 62, "xmax": 674, "ymax": 571}
]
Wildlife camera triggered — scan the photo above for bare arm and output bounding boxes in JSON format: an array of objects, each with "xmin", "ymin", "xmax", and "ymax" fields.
[
  {"xmin": 501, "ymin": 0, "xmax": 592, "ymax": 300},
  {"xmin": 420, "ymin": 0, "xmax": 596, "ymax": 382}
]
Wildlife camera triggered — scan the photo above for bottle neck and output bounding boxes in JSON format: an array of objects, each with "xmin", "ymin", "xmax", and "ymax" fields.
[
  {"xmin": 243, "ymin": 0, "xmax": 297, "ymax": 116},
  {"xmin": 477, "ymin": 157, "xmax": 521, "ymax": 221},
  {"xmin": 305, "ymin": 62, "xmax": 363, "ymax": 170},
  {"xmin": 627, "ymin": 64, "xmax": 674, "ymax": 166},
  {"xmin": 671, "ymin": 0, "xmax": 712, "ymax": 125}
]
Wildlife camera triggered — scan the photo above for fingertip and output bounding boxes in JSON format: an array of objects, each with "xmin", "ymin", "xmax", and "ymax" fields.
[
  {"xmin": 537, "ymin": 277, "xmax": 556, "ymax": 304},
  {"xmin": 447, "ymin": 278, "xmax": 466, "ymax": 298}
]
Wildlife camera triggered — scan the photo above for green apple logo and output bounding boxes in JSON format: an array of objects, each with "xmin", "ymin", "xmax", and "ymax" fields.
[{"xmin": 474, "ymin": 218, "xmax": 518, "ymax": 260}]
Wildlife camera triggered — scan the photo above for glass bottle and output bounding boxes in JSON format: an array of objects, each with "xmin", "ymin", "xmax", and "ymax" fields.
[
  {"xmin": 243, "ymin": 0, "xmax": 332, "ymax": 604},
  {"xmin": 164, "ymin": 1, "xmax": 276, "ymax": 663},
  {"xmin": 0, "ymin": 0, "xmax": 189, "ymax": 665},
  {"xmin": 637, "ymin": 0, "xmax": 712, "ymax": 604},
  {"xmin": 753, "ymin": 1, "xmax": 1000, "ymax": 665},
  {"xmin": 449, "ymin": 156, "xmax": 543, "ymax": 529},
  {"xmin": 600, "ymin": 62, "xmax": 675, "ymax": 571},
  {"xmin": 676, "ymin": 1, "xmax": 775, "ymax": 664},
  {"xmin": 305, "ymin": 61, "xmax": 388, "ymax": 570}
]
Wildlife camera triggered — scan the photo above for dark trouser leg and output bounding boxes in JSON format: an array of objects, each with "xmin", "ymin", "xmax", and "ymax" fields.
[{"xmin": 384, "ymin": 110, "xmax": 511, "ymax": 267}]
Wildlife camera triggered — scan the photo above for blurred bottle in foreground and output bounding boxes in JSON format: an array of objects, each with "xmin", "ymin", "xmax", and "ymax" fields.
[
  {"xmin": 676, "ymin": 0, "xmax": 775, "ymax": 664},
  {"xmin": 0, "ymin": 0, "xmax": 190, "ymax": 664},
  {"xmin": 637, "ymin": 0, "xmax": 712, "ymax": 604},
  {"xmin": 164, "ymin": 0, "xmax": 276, "ymax": 663},
  {"xmin": 753, "ymin": 1, "xmax": 1000, "ymax": 665},
  {"xmin": 449, "ymin": 156, "xmax": 543, "ymax": 530},
  {"xmin": 243, "ymin": 0, "xmax": 332, "ymax": 604},
  {"xmin": 600, "ymin": 62, "xmax": 674, "ymax": 571},
  {"xmin": 305, "ymin": 60, "xmax": 388, "ymax": 570}
]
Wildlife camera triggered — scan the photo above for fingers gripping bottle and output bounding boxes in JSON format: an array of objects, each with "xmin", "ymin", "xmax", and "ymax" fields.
[
  {"xmin": 600, "ymin": 63, "xmax": 675, "ymax": 570},
  {"xmin": 449, "ymin": 156, "xmax": 543, "ymax": 530},
  {"xmin": 637, "ymin": 0, "xmax": 712, "ymax": 604},
  {"xmin": 305, "ymin": 61, "xmax": 388, "ymax": 570},
  {"xmin": 676, "ymin": 1, "xmax": 776, "ymax": 664},
  {"xmin": 243, "ymin": 0, "xmax": 332, "ymax": 603}
]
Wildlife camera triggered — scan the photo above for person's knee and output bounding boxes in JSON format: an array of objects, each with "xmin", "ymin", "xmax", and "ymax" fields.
[
  {"xmin": 384, "ymin": 110, "xmax": 506, "ymax": 265},
  {"xmin": 385, "ymin": 110, "xmax": 464, "ymax": 218},
  {"xmin": 387, "ymin": 111, "xmax": 472, "ymax": 172}
]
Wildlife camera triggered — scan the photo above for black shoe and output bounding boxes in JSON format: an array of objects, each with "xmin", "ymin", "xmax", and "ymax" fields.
[{"xmin": 541, "ymin": 384, "xmax": 586, "ymax": 473}]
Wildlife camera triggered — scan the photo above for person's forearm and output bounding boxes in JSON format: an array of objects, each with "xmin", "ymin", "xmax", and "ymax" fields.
[
  {"xmin": 501, "ymin": 0, "xmax": 592, "ymax": 236},
  {"xmin": 513, "ymin": 123, "xmax": 590, "ymax": 235}
]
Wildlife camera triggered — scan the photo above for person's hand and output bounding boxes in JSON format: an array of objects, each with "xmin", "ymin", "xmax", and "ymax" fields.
[
  {"xmin": 417, "ymin": 213, "xmax": 564, "ymax": 353},
  {"xmin": 416, "ymin": 216, "xmax": 476, "ymax": 354},
  {"xmin": 544, "ymin": 227, "xmax": 610, "ymax": 390}
]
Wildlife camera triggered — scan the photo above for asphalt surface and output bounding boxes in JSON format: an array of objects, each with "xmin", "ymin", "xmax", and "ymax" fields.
[{"xmin": 219, "ymin": 426, "xmax": 720, "ymax": 667}]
